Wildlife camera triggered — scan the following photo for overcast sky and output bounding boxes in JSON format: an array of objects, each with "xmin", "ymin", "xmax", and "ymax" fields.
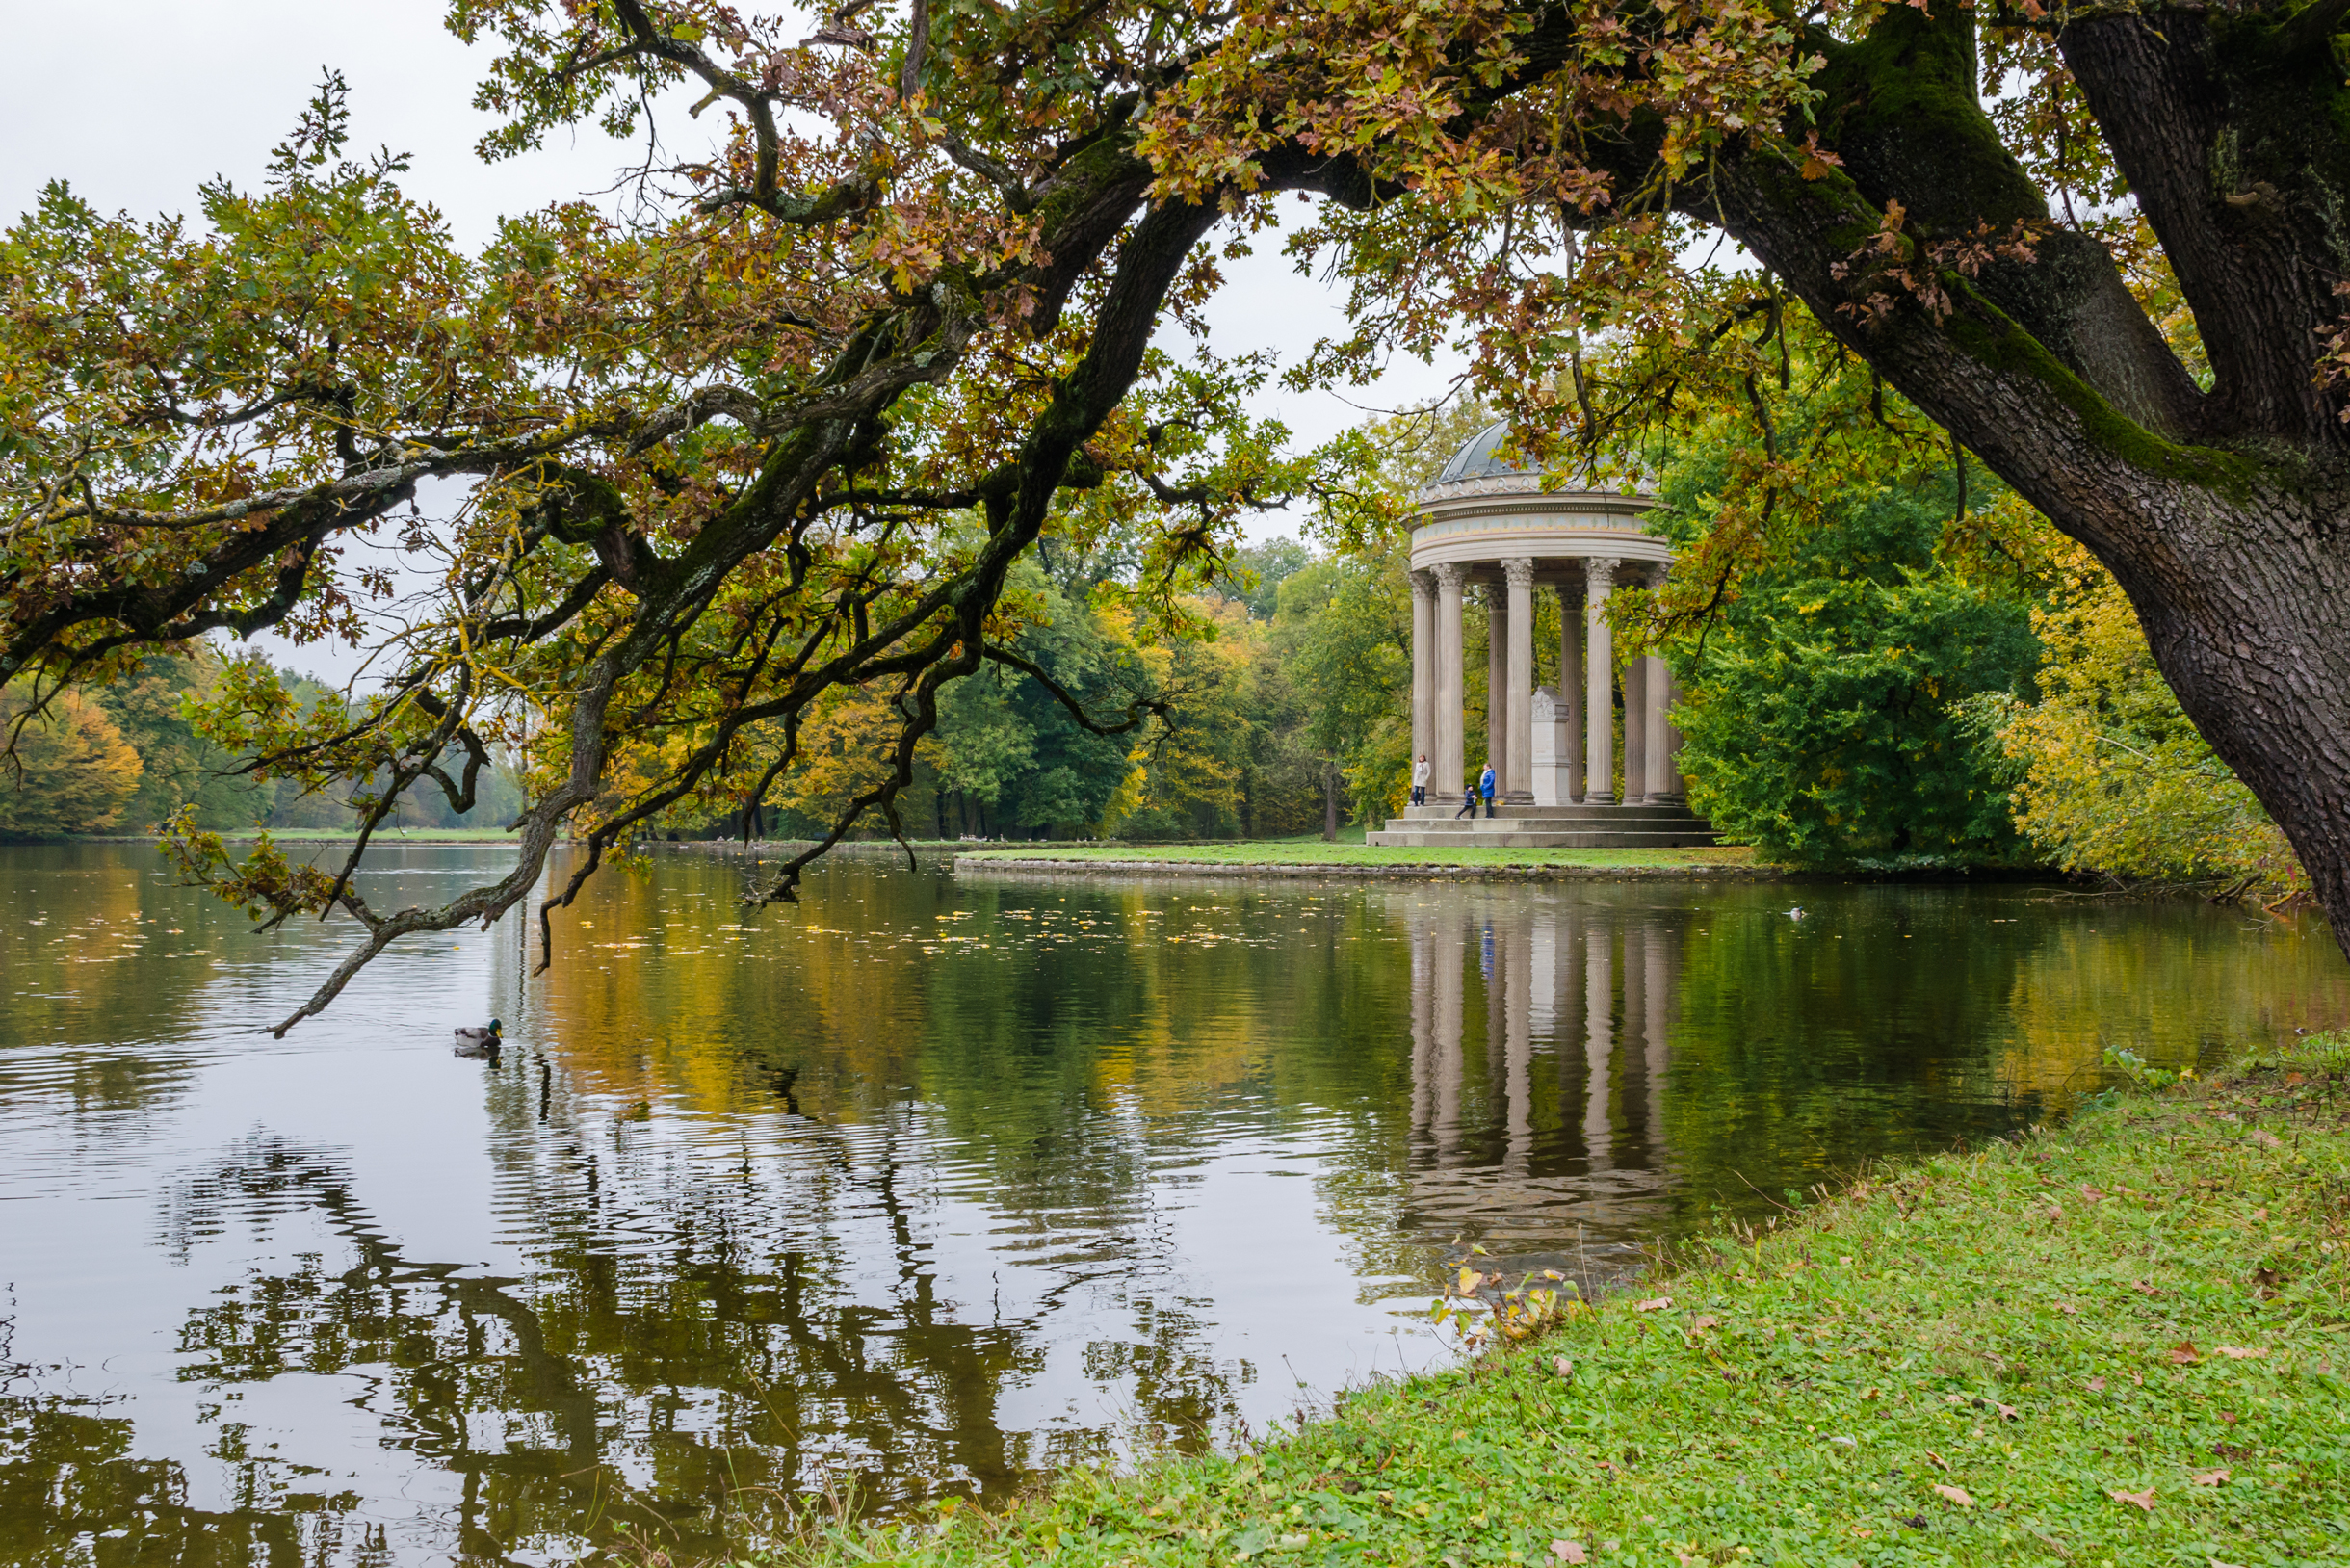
[{"xmin": 4, "ymin": 3, "xmax": 1463, "ymax": 682}]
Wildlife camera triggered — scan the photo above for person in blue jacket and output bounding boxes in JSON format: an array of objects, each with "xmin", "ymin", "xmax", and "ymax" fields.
[{"xmin": 1477, "ymin": 762, "xmax": 1498, "ymax": 817}]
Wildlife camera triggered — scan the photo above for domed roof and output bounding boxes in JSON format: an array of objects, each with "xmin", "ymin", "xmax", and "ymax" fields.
[{"xmin": 1431, "ymin": 420, "xmax": 1531, "ymax": 485}]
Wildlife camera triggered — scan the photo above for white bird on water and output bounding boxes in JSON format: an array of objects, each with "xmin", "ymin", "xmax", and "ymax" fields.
[{"xmin": 1786, "ymin": 906, "xmax": 1806, "ymax": 920}]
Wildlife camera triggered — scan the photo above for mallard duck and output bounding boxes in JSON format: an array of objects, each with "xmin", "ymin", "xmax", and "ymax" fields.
[{"xmin": 453, "ymin": 1019, "xmax": 503, "ymax": 1058}]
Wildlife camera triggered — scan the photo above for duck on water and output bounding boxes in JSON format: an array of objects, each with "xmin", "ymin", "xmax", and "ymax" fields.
[{"xmin": 454, "ymin": 1020, "xmax": 502, "ymax": 1058}]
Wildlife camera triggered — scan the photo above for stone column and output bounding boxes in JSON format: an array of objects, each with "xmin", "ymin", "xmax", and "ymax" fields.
[
  {"xmin": 1622, "ymin": 655, "xmax": 1647, "ymax": 806},
  {"xmin": 1502, "ymin": 558, "xmax": 1535, "ymax": 804},
  {"xmin": 1558, "ymin": 580, "xmax": 1585, "ymax": 802},
  {"xmin": 1583, "ymin": 557, "xmax": 1619, "ymax": 806},
  {"xmin": 1665, "ymin": 668, "xmax": 1688, "ymax": 803},
  {"xmin": 1641, "ymin": 655, "xmax": 1680, "ymax": 804},
  {"xmin": 1433, "ymin": 563, "xmax": 1466, "ymax": 799},
  {"xmin": 1484, "ymin": 584, "xmax": 1508, "ymax": 796},
  {"xmin": 1409, "ymin": 570, "xmax": 1435, "ymax": 803}
]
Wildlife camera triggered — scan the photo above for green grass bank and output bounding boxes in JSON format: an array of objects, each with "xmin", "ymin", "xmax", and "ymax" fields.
[
  {"xmin": 763, "ymin": 1037, "xmax": 2348, "ymax": 1568},
  {"xmin": 957, "ymin": 839, "xmax": 1764, "ymax": 873}
]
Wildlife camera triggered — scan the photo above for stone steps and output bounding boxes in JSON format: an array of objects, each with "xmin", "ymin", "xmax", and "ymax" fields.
[{"xmin": 1367, "ymin": 803, "xmax": 1718, "ymax": 849}]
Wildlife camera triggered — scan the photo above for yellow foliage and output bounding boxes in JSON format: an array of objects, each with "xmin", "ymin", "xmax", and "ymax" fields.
[
  {"xmin": 771, "ymin": 688, "xmax": 907, "ymax": 827},
  {"xmin": 0, "ymin": 684, "xmax": 144, "ymax": 835},
  {"xmin": 1998, "ymin": 552, "xmax": 2303, "ymax": 891}
]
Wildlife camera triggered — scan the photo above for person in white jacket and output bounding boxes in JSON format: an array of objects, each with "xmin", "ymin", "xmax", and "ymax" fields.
[{"xmin": 1410, "ymin": 754, "xmax": 1430, "ymax": 806}]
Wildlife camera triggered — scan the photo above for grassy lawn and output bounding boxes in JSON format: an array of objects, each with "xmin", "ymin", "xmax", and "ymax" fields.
[
  {"xmin": 765, "ymin": 1034, "xmax": 2349, "ymax": 1568},
  {"xmin": 958, "ymin": 837, "xmax": 1762, "ymax": 870}
]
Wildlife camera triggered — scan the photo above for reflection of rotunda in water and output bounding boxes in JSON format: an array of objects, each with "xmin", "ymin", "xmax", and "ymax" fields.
[{"xmin": 1394, "ymin": 888, "xmax": 1686, "ymax": 1274}]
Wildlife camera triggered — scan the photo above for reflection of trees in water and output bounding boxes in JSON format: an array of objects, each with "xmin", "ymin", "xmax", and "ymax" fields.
[
  {"xmin": 73, "ymin": 1076, "xmax": 1258, "ymax": 1565},
  {"xmin": 0, "ymin": 1394, "xmax": 384, "ymax": 1568},
  {"xmin": 0, "ymin": 848, "xmax": 222, "ymax": 1153},
  {"xmin": 14, "ymin": 854, "xmax": 2340, "ymax": 1565}
]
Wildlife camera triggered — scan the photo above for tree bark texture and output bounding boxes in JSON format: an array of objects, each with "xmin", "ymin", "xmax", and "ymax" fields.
[{"xmin": 1687, "ymin": 5, "xmax": 2350, "ymax": 956}]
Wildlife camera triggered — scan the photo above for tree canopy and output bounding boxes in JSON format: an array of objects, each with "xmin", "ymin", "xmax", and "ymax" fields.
[{"xmin": 7, "ymin": 0, "xmax": 2348, "ymax": 1028}]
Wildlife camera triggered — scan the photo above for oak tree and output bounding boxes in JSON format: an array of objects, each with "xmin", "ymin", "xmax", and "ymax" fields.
[{"xmin": 6, "ymin": 0, "xmax": 2347, "ymax": 1030}]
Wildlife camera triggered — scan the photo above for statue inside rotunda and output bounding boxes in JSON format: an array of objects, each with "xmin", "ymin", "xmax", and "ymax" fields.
[{"xmin": 1367, "ymin": 422, "xmax": 1718, "ymax": 849}]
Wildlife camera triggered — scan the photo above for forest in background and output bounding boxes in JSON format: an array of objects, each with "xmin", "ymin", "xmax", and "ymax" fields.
[{"xmin": 0, "ymin": 386, "xmax": 2305, "ymax": 895}]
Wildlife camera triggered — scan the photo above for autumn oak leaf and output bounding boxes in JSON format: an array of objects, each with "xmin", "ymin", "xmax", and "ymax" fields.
[
  {"xmin": 2109, "ymin": 1486, "xmax": 2156, "ymax": 1511},
  {"xmin": 1932, "ymin": 1483, "xmax": 1974, "ymax": 1508}
]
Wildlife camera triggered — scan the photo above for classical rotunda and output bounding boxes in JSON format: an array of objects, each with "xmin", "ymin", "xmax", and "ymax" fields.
[{"xmin": 1366, "ymin": 423, "xmax": 1716, "ymax": 848}]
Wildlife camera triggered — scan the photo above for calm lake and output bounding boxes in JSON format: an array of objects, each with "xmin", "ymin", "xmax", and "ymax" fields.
[{"xmin": 2, "ymin": 842, "xmax": 2343, "ymax": 1565}]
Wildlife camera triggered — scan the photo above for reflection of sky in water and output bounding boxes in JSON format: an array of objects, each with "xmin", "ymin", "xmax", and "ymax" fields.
[{"xmin": 2, "ymin": 843, "xmax": 2343, "ymax": 1565}]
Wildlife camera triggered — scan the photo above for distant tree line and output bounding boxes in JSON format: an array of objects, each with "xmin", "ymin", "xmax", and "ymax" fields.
[
  {"xmin": 0, "ymin": 650, "xmax": 526, "ymax": 839},
  {"xmin": 2, "ymin": 379, "xmax": 2302, "ymax": 895}
]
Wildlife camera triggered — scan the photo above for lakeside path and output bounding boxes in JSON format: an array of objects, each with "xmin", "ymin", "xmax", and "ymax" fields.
[
  {"xmin": 953, "ymin": 842, "xmax": 1780, "ymax": 881},
  {"xmin": 776, "ymin": 1035, "xmax": 2349, "ymax": 1568}
]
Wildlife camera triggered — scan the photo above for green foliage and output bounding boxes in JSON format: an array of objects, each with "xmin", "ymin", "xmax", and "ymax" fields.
[
  {"xmin": 931, "ymin": 574, "xmax": 1138, "ymax": 838},
  {"xmin": 1274, "ymin": 554, "xmax": 1412, "ymax": 822},
  {"xmin": 1217, "ymin": 536, "xmax": 1313, "ymax": 621},
  {"xmin": 95, "ymin": 650, "xmax": 274, "ymax": 833},
  {"xmin": 1663, "ymin": 464, "xmax": 2038, "ymax": 866}
]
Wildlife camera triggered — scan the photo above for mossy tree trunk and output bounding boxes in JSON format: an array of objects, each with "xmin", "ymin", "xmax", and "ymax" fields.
[{"xmin": 1683, "ymin": 5, "xmax": 2350, "ymax": 951}]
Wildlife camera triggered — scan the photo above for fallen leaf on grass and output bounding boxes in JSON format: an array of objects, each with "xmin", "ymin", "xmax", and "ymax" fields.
[
  {"xmin": 1553, "ymin": 1356, "xmax": 1575, "ymax": 1382},
  {"xmin": 1549, "ymin": 1541, "xmax": 1587, "ymax": 1564},
  {"xmin": 1689, "ymin": 1315, "xmax": 1719, "ymax": 1332},
  {"xmin": 2213, "ymin": 1346, "xmax": 2265, "ymax": 1360},
  {"xmin": 2248, "ymin": 1129, "xmax": 2282, "ymax": 1148},
  {"xmin": 1933, "ymin": 1484, "xmax": 1974, "ymax": 1508},
  {"xmin": 1996, "ymin": 1402, "xmax": 2020, "ymax": 1421},
  {"xmin": 1924, "ymin": 1450, "xmax": 1950, "ymax": 1471},
  {"xmin": 2086, "ymin": 1376, "xmax": 2107, "ymax": 1392},
  {"xmin": 1635, "ymin": 1296, "xmax": 1671, "ymax": 1312},
  {"xmin": 2080, "ymin": 1185, "xmax": 2105, "ymax": 1202},
  {"xmin": 2109, "ymin": 1487, "xmax": 2157, "ymax": 1511},
  {"xmin": 2192, "ymin": 1469, "xmax": 2230, "ymax": 1486},
  {"xmin": 2167, "ymin": 1342, "xmax": 2202, "ymax": 1365},
  {"xmin": 2130, "ymin": 1279, "xmax": 2164, "ymax": 1298},
  {"xmin": 2056, "ymin": 1301, "xmax": 2078, "ymax": 1316}
]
